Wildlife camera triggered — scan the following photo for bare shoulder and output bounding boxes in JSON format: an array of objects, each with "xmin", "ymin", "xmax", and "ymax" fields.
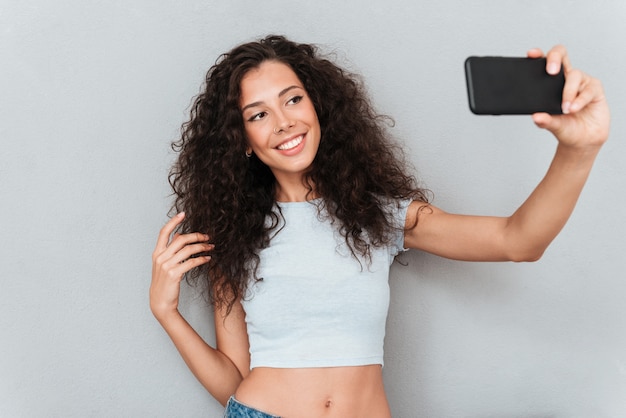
[{"xmin": 403, "ymin": 200, "xmax": 440, "ymax": 247}]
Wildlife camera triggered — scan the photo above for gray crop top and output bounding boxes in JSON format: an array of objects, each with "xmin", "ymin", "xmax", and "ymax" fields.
[{"xmin": 241, "ymin": 198, "xmax": 411, "ymax": 369}]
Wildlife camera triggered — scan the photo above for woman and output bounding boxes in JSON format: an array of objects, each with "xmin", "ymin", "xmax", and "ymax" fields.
[{"xmin": 150, "ymin": 35, "xmax": 609, "ymax": 417}]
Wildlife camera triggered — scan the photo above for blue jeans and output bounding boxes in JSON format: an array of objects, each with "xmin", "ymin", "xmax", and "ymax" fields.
[{"xmin": 224, "ymin": 396, "xmax": 281, "ymax": 418}]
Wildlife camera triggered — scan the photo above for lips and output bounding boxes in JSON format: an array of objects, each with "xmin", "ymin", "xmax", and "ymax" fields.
[{"xmin": 275, "ymin": 134, "xmax": 304, "ymax": 151}]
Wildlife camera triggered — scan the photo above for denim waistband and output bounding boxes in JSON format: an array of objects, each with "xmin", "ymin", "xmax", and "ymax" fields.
[{"xmin": 224, "ymin": 396, "xmax": 281, "ymax": 418}]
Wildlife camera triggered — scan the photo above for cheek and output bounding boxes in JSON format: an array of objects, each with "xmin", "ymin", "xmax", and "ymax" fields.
[
  {"xmin": 308, "ymin": 107, "xmax": 321, "ymax": 131},
  {"xmin": 244, "ymin": 126, "xmax": 263, "ymax": 148}
]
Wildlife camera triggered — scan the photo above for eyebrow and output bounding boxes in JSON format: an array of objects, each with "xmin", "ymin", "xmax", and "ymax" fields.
[{"xmin": 241, "ymin": 85, "xmax": 302, "ymax": 113}]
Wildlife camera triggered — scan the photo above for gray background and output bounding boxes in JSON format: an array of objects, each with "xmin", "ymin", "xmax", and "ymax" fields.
[{"xmin": 2, "ymin": 1, "xmax": 625, "ymax": 417}]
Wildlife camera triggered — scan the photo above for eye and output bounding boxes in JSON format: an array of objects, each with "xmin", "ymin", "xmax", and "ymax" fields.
[
  {"xmin": 287, "ymin": 95, "xmax": 303, "ymax": 105},
  {"xmin": 247, "ymin": 111, "xmax": 267, "ymax": 122}
]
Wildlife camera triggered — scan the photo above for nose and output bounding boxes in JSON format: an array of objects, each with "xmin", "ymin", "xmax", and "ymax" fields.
[{"xmin": 274, "ymin": 109, "xmax": 294, "ymax": 134}]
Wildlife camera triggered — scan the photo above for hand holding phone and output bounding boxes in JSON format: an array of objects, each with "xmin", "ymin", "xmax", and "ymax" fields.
[{"xmin": 465, "ymin": 56, "xmax": 565, "ymax": 115}]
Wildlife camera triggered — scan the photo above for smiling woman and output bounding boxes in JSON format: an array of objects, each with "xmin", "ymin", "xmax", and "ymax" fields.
[
  {"xmin": 240, "ymin": 61, "xmax": 321, "ymax": 199},
  {"xmin": 149, "ymin": 35, "xmax": 609, "ymax": 417}
]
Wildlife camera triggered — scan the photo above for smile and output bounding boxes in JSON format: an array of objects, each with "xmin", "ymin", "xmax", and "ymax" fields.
[{"xmin": 276, "ymin": 135, "xmax": 304, "ymax": 151}]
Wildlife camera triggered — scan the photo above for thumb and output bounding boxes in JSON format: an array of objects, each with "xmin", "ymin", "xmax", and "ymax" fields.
[{"xmin": 532, "ymin": 112, "xmax": 563, "ymax": 135}]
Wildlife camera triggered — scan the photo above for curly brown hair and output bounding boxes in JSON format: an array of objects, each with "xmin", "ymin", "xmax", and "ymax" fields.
[{"xmin": 169, "ymin": 35, "xmax": 429, "ymax": 312}]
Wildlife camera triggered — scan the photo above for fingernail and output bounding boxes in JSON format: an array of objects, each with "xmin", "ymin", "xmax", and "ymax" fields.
[
  {"xmin": 562, "ymin": 101, "xmax": 571, "ymax": 114},
  {"xmin": 547, "ymin": 62, "xmax": 560, "ymax": 75},
  {"xmin": 177, "ymin": 212, "xmax": 185, "ymax": 218}
]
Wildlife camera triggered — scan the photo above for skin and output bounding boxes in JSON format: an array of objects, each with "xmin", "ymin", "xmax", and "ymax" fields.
[
  {"xmin": 151, "ymin": 45, "xmax": 610, "ymax": 417},
  {"xmin": 240, "ymin": 61, "xmax": 322, "ymax": 202}
]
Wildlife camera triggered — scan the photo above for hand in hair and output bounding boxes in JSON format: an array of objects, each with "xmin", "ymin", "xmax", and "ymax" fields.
[{"xmin": 150, "ymin": 213, "xmax": 213, "ymax": 322}]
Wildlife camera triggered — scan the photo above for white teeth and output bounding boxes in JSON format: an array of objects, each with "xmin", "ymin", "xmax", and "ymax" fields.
[{"xmin": 277, "ymin": 135, "xmax": 303, "ymax": 151}]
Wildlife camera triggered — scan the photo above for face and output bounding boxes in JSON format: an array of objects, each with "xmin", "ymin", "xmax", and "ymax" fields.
[{"xmin": 239, "ymin": 61, "xmax": 321, "ymax": 188}]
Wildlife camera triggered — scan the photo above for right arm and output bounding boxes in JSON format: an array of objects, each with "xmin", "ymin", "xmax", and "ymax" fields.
[{"xmin": 150, "ymin": 213, "xmax": 250, "ymax": 406}]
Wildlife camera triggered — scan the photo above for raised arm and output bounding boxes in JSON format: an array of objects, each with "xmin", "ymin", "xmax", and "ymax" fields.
[
  {"xmin": 404, "ymin": 45, "xmax": 610, "ymax": 262},
  {"xmin": 150, "ymin": 213, "xmax": 250, "ymax": 405}
]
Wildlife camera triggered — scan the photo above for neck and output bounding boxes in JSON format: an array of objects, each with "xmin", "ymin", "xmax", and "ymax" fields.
[{"xmin": 274, "ymin": 178, "xmax": 317, "ymax": 203}]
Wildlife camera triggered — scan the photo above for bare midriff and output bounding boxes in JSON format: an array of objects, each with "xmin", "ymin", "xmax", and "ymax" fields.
[{"xmin": 234, "ymin": 364, "xmax": 391, "ymax": 418}]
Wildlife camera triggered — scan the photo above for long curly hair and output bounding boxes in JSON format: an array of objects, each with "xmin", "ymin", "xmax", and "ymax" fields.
[{"xmin": 169, "ymin": 35, "xmax": 430, "ymax": 312}]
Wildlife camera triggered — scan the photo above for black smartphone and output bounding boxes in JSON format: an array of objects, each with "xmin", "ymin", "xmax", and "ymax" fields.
[{"xmin": 464, "ymin": 56, "xmax": 565, "ymax": 115}]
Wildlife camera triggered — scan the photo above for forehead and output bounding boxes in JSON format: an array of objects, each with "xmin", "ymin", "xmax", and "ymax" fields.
[{"xmin": 239, "ymin": 61, "xmax": 303, "ymax": 104}]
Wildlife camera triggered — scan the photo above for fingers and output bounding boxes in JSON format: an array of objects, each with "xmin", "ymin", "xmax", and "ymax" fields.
[
  {"xmin": 530, "ymin": 45, "xmax": 609, "ymax": 149},
  {"xmin": 149, "ymin": 244, "xmax": 210, "ymax": 319},
  {"xmin": 162, "ymin": 250, "xmax": 212, "ymax": 281},
  {"xmin": 162, "ymin": 231, "xmax": 211, "ymax": 258},
  {"xmin": 155, "ymin": 212, "xmax": 185, "ymax": 253},
  {"xmin": 154, "ymin": 213, "xmax": 211, "ymax": 258},
  {"xmin": 153, "ymin": 232, "xmax": 213, "ymax": 271},
  {"xmin": 561, "ymin": 69, "xmax": 584, "ymax": 114},
  {"xmin": 151, "ymin": 214, "xmax": 214, "ymax": 319},
  {"xmin": 166, "ymin": 241, "xmax": 214, "ymax": 266},
  {"xmin": 153, "ymin": 213, "xmax": 213, "ymax": 280},
  {"xmin": 545, "ymin": 44, "xmax": 571, "ymax": 75},
  {"xmin": 527, "ymin": 45, "xmax": 572, "ymax": 75},
  {"xmin": 528, "ymin": 45, "xmax": 596, "ymax": 115},
  {"xmin": 561, "ymin": 69, "xmax": 602, "ymax": 115}
]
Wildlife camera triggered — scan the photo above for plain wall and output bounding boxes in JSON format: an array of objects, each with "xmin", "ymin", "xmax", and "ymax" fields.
[{"xmin": 1, "ymin": 1, "xmax": 625, "ymax": 417}]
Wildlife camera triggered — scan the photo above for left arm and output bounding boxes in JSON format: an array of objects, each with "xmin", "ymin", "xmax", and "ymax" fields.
[{"xmin": 404, "ymin": 45, "xmax": 610, "ymax": 262}]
